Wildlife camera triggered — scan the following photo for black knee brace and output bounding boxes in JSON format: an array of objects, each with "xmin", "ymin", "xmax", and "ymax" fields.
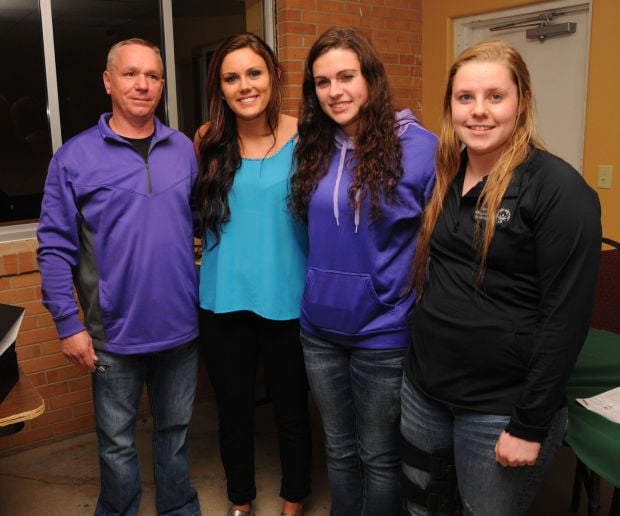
[{"xmin": 400, "ymin": 434, "xmax": 460, "ymax": 514}]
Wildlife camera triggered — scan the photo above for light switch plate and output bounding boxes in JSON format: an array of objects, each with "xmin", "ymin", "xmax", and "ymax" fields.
[{"xmin": 597, "ymin": 165, "xmax": 613, "ymax": 189}]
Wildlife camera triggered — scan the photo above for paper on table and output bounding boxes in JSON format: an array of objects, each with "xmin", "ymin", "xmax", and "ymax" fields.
[{"xmin": 577, "ymin": 386, "xmax": 620, "ymax": 424}]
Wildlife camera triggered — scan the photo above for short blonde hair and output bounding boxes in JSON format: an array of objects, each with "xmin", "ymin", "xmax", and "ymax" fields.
[{"xmin": 106, "ymin": 38, "xmax": 163, "ymax": 76}]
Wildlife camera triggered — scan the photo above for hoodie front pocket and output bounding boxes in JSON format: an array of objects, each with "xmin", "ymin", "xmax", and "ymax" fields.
[{"xmin": 301, "ymin": 267, "xmax": 395, "ymax": 335}]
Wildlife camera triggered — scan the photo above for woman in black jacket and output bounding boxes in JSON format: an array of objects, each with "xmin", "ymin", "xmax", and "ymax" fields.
[{"xmin": 400, "ymin": 40, "xmax": 601, "ymax": 516}]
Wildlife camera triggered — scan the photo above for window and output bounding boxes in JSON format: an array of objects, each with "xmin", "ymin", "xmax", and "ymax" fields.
[
  {"xmin": 51, "ymin": 0, "xmax": 162, "ymax": 142},
  {"xmin": 0, "ymin": 1, "xmax": 50, "ymax": 223},
  {"xmin": 171, "ymin": 0, "xmax": 266, "ymax": 139},
  {"xmin": 0, "ymin": 0, "xmax": 267, "ymax": 231}
]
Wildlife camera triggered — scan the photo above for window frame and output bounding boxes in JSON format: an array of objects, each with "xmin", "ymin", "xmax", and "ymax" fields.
[{"xmin": 0, "ymin": 0, "xmax": 273, "ymax": 242}]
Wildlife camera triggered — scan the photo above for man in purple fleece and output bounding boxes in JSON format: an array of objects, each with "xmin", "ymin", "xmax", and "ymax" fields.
[{"xmin": 37, "ymin": 38, "xmax": 201, "ymax": 516}]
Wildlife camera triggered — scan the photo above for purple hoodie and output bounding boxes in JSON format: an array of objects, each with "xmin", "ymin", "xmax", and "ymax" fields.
[{"xmin": 300, "ymin": 109, "xmax": 437, "ymax": 349}]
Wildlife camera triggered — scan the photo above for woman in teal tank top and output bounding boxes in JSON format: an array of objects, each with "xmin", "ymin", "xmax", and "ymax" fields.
[{"xmin": 193, "ymin": 33, "xmax": 311, "ymax": 516}]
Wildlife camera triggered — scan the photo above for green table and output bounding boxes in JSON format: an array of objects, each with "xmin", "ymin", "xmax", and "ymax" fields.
[{"xmin": 565, "ymin": 327, "xmax": 620, "ymax": 513}]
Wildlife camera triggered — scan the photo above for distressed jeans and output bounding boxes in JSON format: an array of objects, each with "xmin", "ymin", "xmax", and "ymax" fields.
[
  {"xmin": 301, "ymin": 329, "xmax": 404, "ymax": 516},
  {"xmin": 92, "ymin": 340, "xmax": 201, "ymax": 516},
  {"xmin": 400, "ymin": 374, "xmax": 567, "ymax": 516}
]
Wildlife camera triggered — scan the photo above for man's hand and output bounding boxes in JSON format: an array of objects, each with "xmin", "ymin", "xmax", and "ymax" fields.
[
  {"xmin": 495, "ymin": 431, "xmax": 541, "ymax": 467},
  {"xmin": 60, "ymin": 331, "xmax": 98, "ymax": 372}
]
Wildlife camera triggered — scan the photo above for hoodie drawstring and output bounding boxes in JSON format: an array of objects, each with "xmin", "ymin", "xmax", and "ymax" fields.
[
  {"xmin": 333, "ymin": 138, "xmax": 362, "ymax": 234},
  {"xmin": 354, "ymin": 191, "xmax": 361, "ymax": 234},
  {"xmin": 330, "ymin": 109, "xmax": 419, "ymax": 235},
  {"xmin": 333, "ymin": 142, "xmax": 348, "ymax": 227}
]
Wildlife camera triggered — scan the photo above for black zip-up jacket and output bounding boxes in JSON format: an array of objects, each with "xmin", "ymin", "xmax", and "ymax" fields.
[{"xmin": 405, "ymin": 148, "xmax": 601, "ymax": 442}]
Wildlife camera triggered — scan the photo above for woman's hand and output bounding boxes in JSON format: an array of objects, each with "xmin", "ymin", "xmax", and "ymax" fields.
[{"xmin": 494, "ymin": 431, "xmax": 541, "ymax": 467}]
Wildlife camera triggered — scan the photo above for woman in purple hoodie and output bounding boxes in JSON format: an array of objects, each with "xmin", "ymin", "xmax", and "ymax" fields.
[{"xmin": 289, "ymin": 26, "xmax": 437, "ymax": 516}]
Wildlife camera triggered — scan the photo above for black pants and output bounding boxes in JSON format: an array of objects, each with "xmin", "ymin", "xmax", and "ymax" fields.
[{"xmin": 199, "ymin": 309, "xmax": 312, "ymax": 505}]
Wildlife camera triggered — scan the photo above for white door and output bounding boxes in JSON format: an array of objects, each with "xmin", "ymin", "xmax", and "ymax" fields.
[{"xmin": 454, "ymin": 0, "xmax": 591, "ymax": 173}]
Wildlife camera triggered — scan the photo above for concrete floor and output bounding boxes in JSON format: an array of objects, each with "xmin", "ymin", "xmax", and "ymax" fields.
[{"xmin": 0, "ymin": 398, "xmax": 615, "ymax": 515}]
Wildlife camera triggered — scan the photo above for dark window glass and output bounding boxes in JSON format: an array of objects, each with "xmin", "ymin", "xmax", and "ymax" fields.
[
  {"xmin": 51, "ymin": 0, "xmax": 163, "ymax": 142},
  {"xmin": 0, "ymin": 3, "xmax": 50, "ymax": 223},
  {"xmin": 0, "ymin": 0, "xmax": 263, "ymax": 226},
  {"xmin": 171, "ymin": 0, "xmax": 251, "ymax": 139}
]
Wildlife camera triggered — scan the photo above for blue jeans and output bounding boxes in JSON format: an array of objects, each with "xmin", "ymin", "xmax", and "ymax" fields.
[
  {"xmin": 301, "ymin": 330, "xmax": 404, "ymax": 516},
  {"xmin": 400, "ymin": 374, "xmax": 567, "ymax": 516},
  {"xmin": 92, "ymin": 340, "xmax": 201, "ymax": 516}
]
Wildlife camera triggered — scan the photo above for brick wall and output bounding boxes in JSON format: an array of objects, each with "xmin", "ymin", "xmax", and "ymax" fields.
[
  {"xmin": 276, "ymin": 0, "xmax": 424, "ymax": 120},
  {"xmin": 0, "ymin": 240, "xmax": 210, "ymax": 455},
  {"xmin": 0, "ymin": 240, "xmax": 93, "ymax": 454}
]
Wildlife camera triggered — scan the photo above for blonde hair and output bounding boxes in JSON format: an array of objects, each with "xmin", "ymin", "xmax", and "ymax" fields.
[
  {"xmin": 106, "ymin": 38, "xmax": 163, "ymax": 76},
  {"xmin": 412, "ymin": 40, "xmax": 545, "ymax": 295}
]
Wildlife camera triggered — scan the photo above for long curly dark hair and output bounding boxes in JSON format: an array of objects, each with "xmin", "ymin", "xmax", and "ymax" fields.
[
  {"xmin": 289, "ymin": 26, "xmax": 403, "ymax": 222},
  {"xmin": 194, "ymin": 33, "xmax": 283, "ymax": 245}
]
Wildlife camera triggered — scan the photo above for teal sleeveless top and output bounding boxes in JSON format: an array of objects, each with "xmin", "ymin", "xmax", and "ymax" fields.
[{"xmin": 199, "ymin": 135, "xmax": 308, "ymax": 320}]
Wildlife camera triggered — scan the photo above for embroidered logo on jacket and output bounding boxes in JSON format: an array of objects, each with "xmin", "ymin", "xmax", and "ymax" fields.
[
  {"xmin": 474, "ymin": 207, "xmax": 512, "ymax": 225},
  {"xmin": 497, "ymin": 208, "xmax": 511, "ymax": 225}
]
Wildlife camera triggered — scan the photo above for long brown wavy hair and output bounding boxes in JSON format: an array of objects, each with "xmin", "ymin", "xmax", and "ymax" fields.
[
  {"xmin": 411, "ymin": 40, "xmax": 545, "ymax": 295},
  {"xmin": 289, "ymin": 26, "xmax": 403, "ymax": 221},
  {"xmin": 195, "ymin": 33, "xmax": 283, "ymax": 245}
]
